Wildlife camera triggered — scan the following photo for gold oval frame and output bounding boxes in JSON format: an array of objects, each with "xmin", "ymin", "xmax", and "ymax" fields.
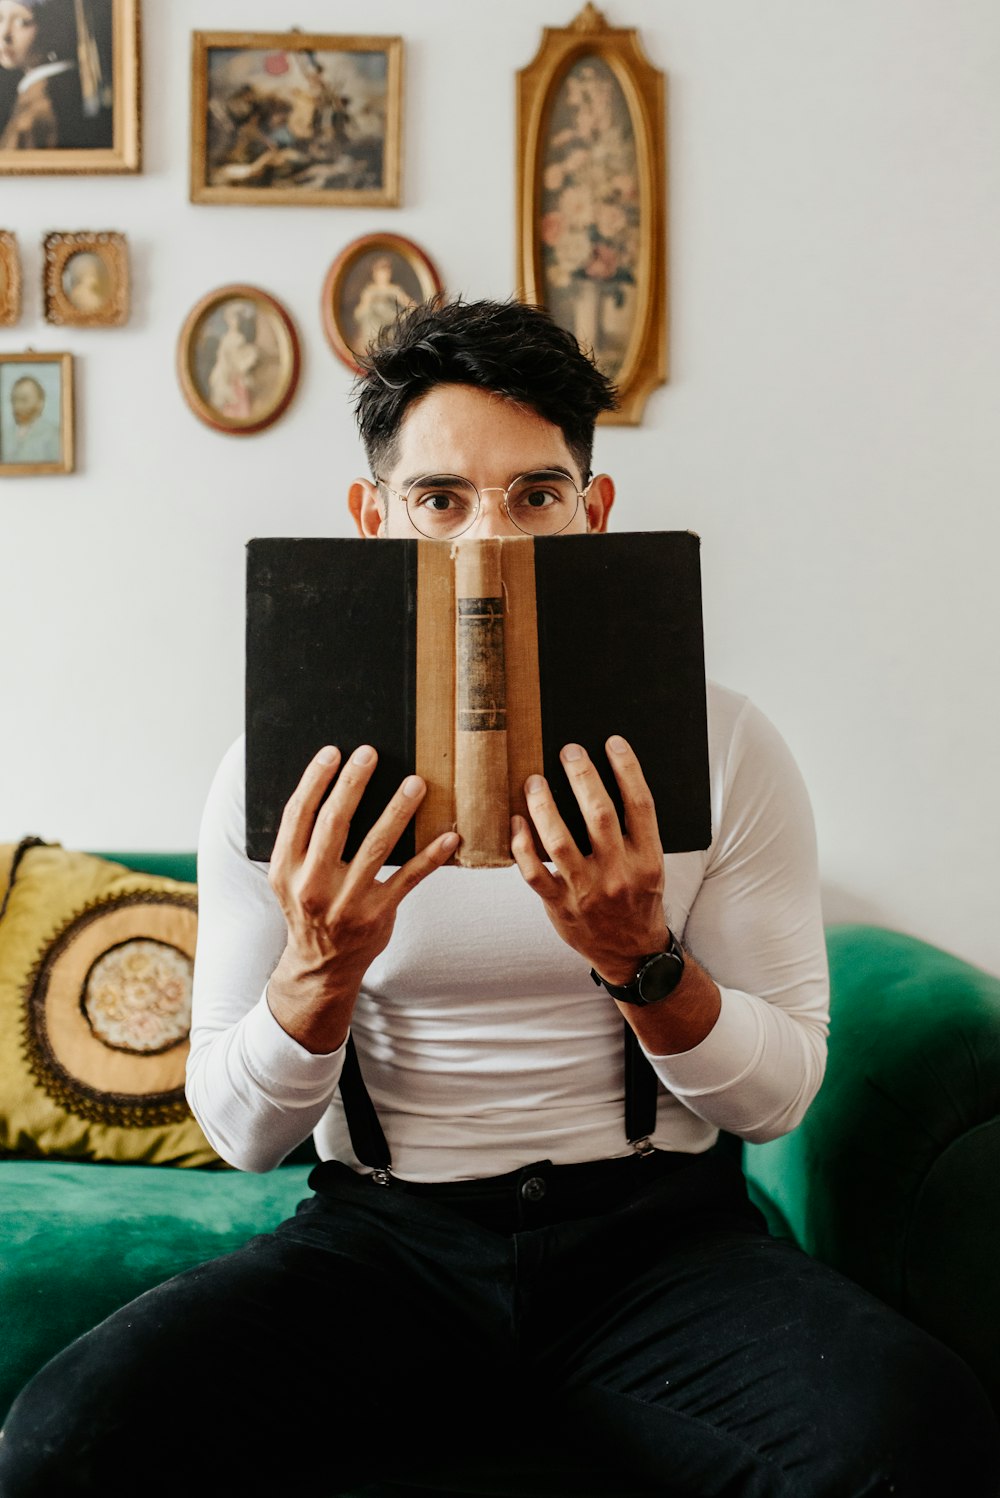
[
  {"xmin": 516, "ymin": 4, "xmax": 667, "ymax": 425},
  {"xmin": 176, "ymin": 283, "xmax": 302, "ymax": 437},
  {"xmin": 321, "ymin": 232, "xmax": 443, "ymax": 374}
]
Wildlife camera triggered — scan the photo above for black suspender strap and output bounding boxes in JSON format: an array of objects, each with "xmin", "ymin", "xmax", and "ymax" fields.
[
  {"xmin": 337, "ymin": 1024, "xmax": 659, "ymax": 1173},
  {"xmin": 623, "ymin": 1021, "xmax": 659, "ymax": 1146},
  {"xmin": 339, "ymin": 1034, "xmax": 391, "ymax": 1170}
]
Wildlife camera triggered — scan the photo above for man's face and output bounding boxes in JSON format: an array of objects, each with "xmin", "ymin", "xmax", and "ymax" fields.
[
  {"xmin": 11, "ymin": 378, "xmax": 43, "ymax": 427},
  {"xmin": 349, "ymin": 383, "xmax": 614, "ymax": 540}
]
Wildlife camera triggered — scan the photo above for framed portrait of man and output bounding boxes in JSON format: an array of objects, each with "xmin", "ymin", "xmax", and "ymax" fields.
[
  {"xmin": 0, "ymin": 0, "xmax": 140, "ymax": 175},
  {"xmin": 189, "ymin": 30, "xmax": 402, "ymax": 207},
  {"xmin": 0, "ymin": 351, "xmax": 74, "ymax": 474}
]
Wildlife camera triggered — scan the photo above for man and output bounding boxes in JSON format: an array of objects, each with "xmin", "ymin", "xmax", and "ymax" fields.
[
  {"xmin": 4, "ymin": 374, "xmax": 59, "ymax": 464},
  {"xmin": 0, "ymin": 300, "xmax": 996, "ymax": 1497}
]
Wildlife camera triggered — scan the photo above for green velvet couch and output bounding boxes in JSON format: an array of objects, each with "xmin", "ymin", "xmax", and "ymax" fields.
[{"xmin": 2, "ymin": 853, "xmax": 998, "ymax": 1490}]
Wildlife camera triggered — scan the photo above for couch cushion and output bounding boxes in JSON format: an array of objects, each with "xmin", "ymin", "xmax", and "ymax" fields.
[
  {"xmin": 0, "ymin": 840, "xmax": 215, "ymax": 1166},
  {"xmin": 0, "ymin": 1159, "xmax": 312, "ymax": 1421}
]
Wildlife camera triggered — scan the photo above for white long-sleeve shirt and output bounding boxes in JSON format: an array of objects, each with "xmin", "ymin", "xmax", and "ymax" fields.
[{"xmin": 187, "ymin": 682, "xmax": 829, "ymax": 1180}]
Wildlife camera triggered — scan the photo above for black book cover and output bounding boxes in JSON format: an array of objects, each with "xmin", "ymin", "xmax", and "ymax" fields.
[{"xmin": 245, "ymin": 533, "xmax": 711, "ymax": 865}]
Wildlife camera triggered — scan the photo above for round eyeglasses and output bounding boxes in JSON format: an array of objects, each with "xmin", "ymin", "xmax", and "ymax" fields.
[{"xmin": 374, "ymin": 469, "xmax": 592, "ymax": 540}]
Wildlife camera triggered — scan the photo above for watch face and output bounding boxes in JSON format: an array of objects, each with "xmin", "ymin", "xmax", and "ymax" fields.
[{"xmin": 638, "ymin": 951, "xmax": 685, "ymax": 1003}]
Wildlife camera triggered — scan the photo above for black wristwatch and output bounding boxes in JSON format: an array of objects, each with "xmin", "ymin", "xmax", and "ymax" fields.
[{"xmin": 590, "ymin": 932, "xmax": 686, "ymax": 1007}]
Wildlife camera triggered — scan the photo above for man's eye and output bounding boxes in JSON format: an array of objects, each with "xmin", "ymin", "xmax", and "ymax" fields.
[
  {"xmin": 413, "ymin": 490, "xmax": 465, "ymax": 513},
  {"xmin": 514, "ymin": 487, "xmax": 561, "ymax": 510}
]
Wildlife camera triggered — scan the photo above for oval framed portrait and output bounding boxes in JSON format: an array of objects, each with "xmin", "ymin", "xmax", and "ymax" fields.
[
  {"xmin": 177, "ymin": 283, "xmax": 301, "ymax": 436},
  {"xmin": 321, "ymin": 232, "xmax": 443, "ymax": 373}
]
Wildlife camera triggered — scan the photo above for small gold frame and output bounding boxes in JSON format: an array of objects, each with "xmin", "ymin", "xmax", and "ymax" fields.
[
  {"xmin": 43, "ymin": 231, "xmax": 130, "ymax": 327},
  {"xmin": 0, "ymin": 0, "xmax": 140, "ymax": 176},
  {"xmin": 0, "ymin": 352, "xmax": 75, "ymax": 476},
  {"xmin": 517, "ymin": 4, "xmax": 667, "ymax": 425},
  {"xmin": 190, "ymin": 30, "xmax": 403, "ymax": 207},
  {"xmin": 321, "ymin": 232, "xmax": 443, "ymax": 373},
  {"xmin": 0, "ymin": 233, "xmax": 21, "ymax": 325},
  {"xmin": 177, "ymin": 283, "xmax": 302, "ymax": 437}
]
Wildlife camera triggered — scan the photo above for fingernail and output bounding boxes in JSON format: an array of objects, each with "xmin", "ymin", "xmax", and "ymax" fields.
[
  {"xmin": 562, "ymin": 743, "xmax": 583, "ymax": 761},
  {"xmin": 402, "ymin": 774, "xmax": 424, "ymax": 798},
  {"xmin": 317, "ymin": 745, "xmax": 338, "ymax": 765},
  {"xmin": 526, "ymin": 774, "xmax": 546, "ymax": 795},
  {"xmin": 352, "ymin": 745, "xmax": 375, "ymax": 765},
  {"xmin": 608, "ymin": 735, "xmax": 629, "ymax": 755},
  {"xmin": 441, "ymin": 831, "xmax": 460, "ymax": 852}
]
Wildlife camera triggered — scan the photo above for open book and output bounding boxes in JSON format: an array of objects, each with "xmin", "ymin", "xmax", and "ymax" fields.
[{"xmin": 245, "ymin": 532, "xmax": 711, "ymax": 866}]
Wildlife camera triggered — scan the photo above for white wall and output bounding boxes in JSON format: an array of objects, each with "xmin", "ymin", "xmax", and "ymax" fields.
[{"xmin": 2, "ymin": 0, "xmax": 998, "ymax": 976}]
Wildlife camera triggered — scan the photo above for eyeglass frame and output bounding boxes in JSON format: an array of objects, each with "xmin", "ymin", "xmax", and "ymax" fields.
[{"xmin": 372, "ymin": 466, "xmax": 597, "ymax": 539}]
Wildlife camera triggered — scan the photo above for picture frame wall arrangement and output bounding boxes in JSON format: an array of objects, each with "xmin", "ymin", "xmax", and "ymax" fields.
[
  {"xmin": 516, "ymin": 3, "xmax": 667, "ymax": 425},
  {"xmin": 189, "ymin": 30, "xmax": 403, "ymax": 207},
  {"xmin": 321, "ymin": 232, "xmax": 443, "ymax": 372},
  {"xmin": 0, "ymin": 0, "xmax": 141, "ymax": 176},
  {"xmin": 43, "ymin": 231, "xmax": 129, "ymax": 327},
  {"xmin": 0, "ymin": 232, "xmax": 20, "ymax": 324},
  {"xmin": 0, "ymin": 351, "xmax": 75, "ymax": 475},
  {"xmin": 176, "ymin": 284, "xmax": 301, "ymax": 437}
]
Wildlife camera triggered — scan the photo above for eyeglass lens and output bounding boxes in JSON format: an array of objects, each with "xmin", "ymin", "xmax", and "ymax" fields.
[{"xmin": 403, "ymin": 471, "xmax": 581, "ymax": 539}]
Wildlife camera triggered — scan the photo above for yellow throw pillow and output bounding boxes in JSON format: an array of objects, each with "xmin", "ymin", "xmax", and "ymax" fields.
[{"xmin": 0, "ymin": 840, "xmax": 218, "ymax": 1166}]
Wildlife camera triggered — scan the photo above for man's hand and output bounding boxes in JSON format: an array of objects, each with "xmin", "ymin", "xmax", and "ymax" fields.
[
  {"xmin": 511, "ymin": 735, "xmax": 721, "ymax": 1054},
  {"xmin": 266, "ymin": 744, "xmax": 459, "ymax": 1055}
]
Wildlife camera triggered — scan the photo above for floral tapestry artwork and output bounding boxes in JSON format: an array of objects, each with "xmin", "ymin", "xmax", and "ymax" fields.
[{"xmin": 540, "ymin": 54, "xmax": 640, "ymax": 381}]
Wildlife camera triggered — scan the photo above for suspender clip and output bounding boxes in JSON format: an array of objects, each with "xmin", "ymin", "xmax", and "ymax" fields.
[
  {"xmin": 631, "ymin": 1136, "xmax": 656, "ymax": 1157},
  {"xmin": 370, "ymin": 1168, "xmax": 392, "ymax": 1186}
]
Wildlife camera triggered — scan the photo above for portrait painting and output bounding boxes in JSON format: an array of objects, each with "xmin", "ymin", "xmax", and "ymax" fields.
[
  {"xmin": 43, "ymin": 229, "xmax": 129, "ymax": 325},
  {"xmin": 0, "ymin": 0, "xmax": 140, "ymax": 175},
  {"xmin": 177, "ymin": 284, "xmax": 301, "ymax": 437},
  {"xmin": 0, "ymin": 351, "xmax": 74, "ymax": 474},
  {"xmin": 321, "ymin": 233, "xmax": 442, "ymax": 372},
  {"xmin": 190, "ymin": 30, "xmax": 402, "ymax": 207},
  {"xmin": 0, "ymin": 229, "xmax": 20, "ymax": 322},
  {"xmin": 517, "ymin": 5, "xmax": 667, "ymax": 424}
]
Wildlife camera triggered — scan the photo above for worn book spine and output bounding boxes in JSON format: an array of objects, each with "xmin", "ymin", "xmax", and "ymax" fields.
[{"xmin": 452, "ymin": 540, "xmax": 510, "ymax": 866}]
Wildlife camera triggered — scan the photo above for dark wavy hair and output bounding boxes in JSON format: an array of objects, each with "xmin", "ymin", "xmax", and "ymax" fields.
[{"xmin": 352, "ymin": 298, "xmax": 618, "ymax": 481}]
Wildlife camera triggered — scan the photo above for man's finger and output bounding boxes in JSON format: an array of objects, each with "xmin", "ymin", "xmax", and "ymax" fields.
[
  {"xmin": 510, "ymin": 814, "xmax": 560, "ymax": 901},
  {"xmin": 605, "ymin": 735, "xmax": 663, "ymax": 856},
  {"xmin": 272, "ymin": 745, "xmax": 342, "ymax": 870},
  {"xmin": 384, "ymin": 829, "xmax": 462, "ymax": 902},
  {"xmin": 559, "ymin": 743, "xmax": 625, "ymax": 855},
  {"xmin": 305, "ymin": 743, "xmax": 382, "ymax": 867},
  {"xmin": 344, "ymin": 772, "xmax": 429, "ymax": 884},
  {"xmin": 523, "ymin": 774, "xmax": 585, "ymax": 879}
]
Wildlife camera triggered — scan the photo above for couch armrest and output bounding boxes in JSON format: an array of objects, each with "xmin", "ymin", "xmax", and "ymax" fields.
[{"xmin": 743, "ymin": 923, "xmax": 1000, "ymax": 1407}]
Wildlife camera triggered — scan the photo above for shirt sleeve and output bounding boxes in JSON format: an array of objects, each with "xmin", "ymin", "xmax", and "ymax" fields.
[
  {"xmin": 646, "ymin": 696, "xmax": 830, "ymax": 1144},
  {"xmin": 185, "ymin": 737, "xmax": 347, "ymax": 1173}
]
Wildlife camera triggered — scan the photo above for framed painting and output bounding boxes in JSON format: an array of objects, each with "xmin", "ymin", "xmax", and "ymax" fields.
[
  {"xmin": 177, "ymin": 283, "xmax": 301, "ymax": 437},
  {"xmin": 0, "ymin": 352, "xmax": 74, "ymax": 475},
  {"xmin": 190, "ymin": 30, "xmax": 403, "ymax": 207},
  {"xmin": 321, "ymin": 232, "xmax": 442, "ymax": 372},
  {"xmin": 516, "ymin": 3, "xmax": 667, "ymax": 424},
  {"xmin": 0, "ymin": 0, "xmax": 140, "ymax": 175},
  {"xmin": 0, "ymin": 231, "xmax": 21, "ymax": 323},
  {"xmin": 43, "ymin": 230, "xmax": 129, "ymax": 326}
]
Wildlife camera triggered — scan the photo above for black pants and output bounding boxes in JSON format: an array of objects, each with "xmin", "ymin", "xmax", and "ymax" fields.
[{"xmin": 0, "ymin": 1150, "xmax": 997, "ymax": 1498}]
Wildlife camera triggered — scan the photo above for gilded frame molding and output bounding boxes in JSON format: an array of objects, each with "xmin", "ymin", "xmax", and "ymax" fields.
[
  {"xmin": 0, "ymin": 233, "xmax": 21, "ymax": 325},
  {"xmin": 176, "ymin": 283, "xmax": 301, "ymax": 438},
  {"xmin": 516, "ymin": 4, "xmax": 667, "ymax": 425},
  {"xmin": 190, "ymin": 30, "xmax": 403, "ymax": 208},
  {"xmin": 0, "ymin": 0, "xmax": 141, "ymax": 177},
  {"xmin": 0, "ymin": 351, "xmax": 75, "ymax": 476},
  {"xmin": 321, "ymin": 232, "xmax": 443, "ymax": 373},
  {"xmin": 43, "ymin": 231, "xmax": 130, "ymax": 327}
]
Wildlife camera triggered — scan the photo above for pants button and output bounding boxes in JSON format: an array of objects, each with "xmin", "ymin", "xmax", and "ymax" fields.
[{"xmin": 520, "ymin": 1175, "xmax": 547, "ymax": 1202}]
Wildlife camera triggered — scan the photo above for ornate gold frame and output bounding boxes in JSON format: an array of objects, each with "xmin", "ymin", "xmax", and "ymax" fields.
[
  {"xmin": 176, "ymin": 283, "xmax": 302, "ymax": 438},
  {"xmin": 0, "ymin": 0, "xmax": 140, "ymax": 176},
  {"xmin": 321, "ymin": 232, "xmax": 443, "ymax": 373},
  {"xmin": 190, "ymin": 30, "xmax": 403, "ymax": 207},
  {"xmin": 516, "ymin": 4, "xmax": 667, "ymax": 425},
  {"xmin": 0, "ymin": 351, "xmax": 75, "ymax": 476},
  {"xmin": 0, "ymin": 233, "xmax": 21, "ymax": 325},
  {"xmin": 43, "ymin": 231, "xmax": 130, "ymax": 327}
]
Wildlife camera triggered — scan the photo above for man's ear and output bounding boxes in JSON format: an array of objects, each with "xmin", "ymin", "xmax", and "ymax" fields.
[
  {"xmin": 348, "ymin": 478, "xmax": 384, "ymax": 538},
  {"xmin": 585, "ymin": 473, "xmax": 615, "ymax": 534}
]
